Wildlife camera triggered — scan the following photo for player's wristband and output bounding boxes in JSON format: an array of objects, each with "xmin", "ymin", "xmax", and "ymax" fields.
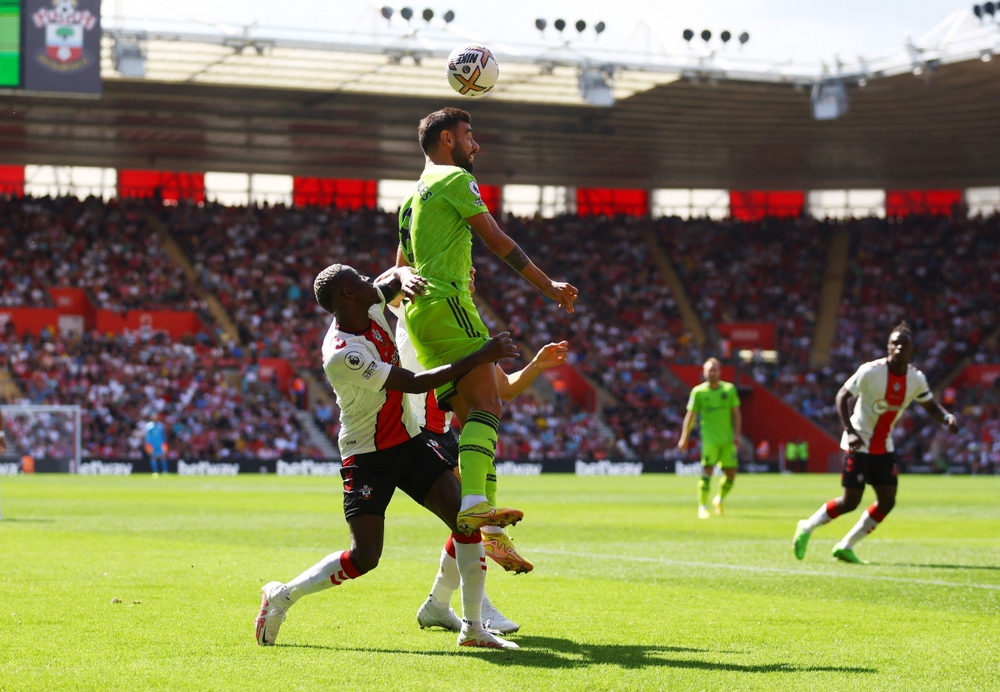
[{"xmin": 944, "ymin": 414, "xmax": 956, "ymax": 426}]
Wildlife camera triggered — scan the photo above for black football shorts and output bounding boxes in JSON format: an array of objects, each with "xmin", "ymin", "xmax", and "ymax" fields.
[
  {"xmin": 341, "ymin": 434, "xmax": 457, "ymax": 520},
  {"xmin": 841, "ymin": 451, "xmax": 900, "ymax": 489}
]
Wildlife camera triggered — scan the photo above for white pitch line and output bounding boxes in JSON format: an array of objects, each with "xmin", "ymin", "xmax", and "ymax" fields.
[{"xmin": 533, "ymin": 549, "xmax": 1000, "ymax": 591}]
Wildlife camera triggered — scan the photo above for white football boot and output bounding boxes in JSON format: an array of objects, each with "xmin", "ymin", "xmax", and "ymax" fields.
[
  {"xmin": 255, "ymin": 581, "xmax": 289, "ymax": 646},
  {"xmin": 482, "ymin": 601, "xmax": 520, "ymax": 634},
  {"xmin": 416, "ymin": 598, "xmax": 462, "ymax": 631},
  {"xmin": 457, "ymin": 620, "xmax": 519, "ymax": 650}
]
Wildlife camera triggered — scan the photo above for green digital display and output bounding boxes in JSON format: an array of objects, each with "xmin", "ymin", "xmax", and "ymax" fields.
[{"xmin": 0, "ymin": 0, "xmax": 19, "ymax": 87}]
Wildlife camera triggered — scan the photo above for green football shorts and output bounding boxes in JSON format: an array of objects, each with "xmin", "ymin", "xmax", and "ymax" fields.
[
  {"xmin": 405, "ymin": 291, "xmax": 490, "ymax": 404},
  {"xmin": 701, "ymin": 442, "xmax": 738, "ymax": 469}
]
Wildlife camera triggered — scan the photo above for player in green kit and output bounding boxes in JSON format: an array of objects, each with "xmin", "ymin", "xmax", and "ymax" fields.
[
  {"xmin": 677, "ymin": 358, "xmax": 743, "ymax": 519},
  {"xmin": 396, "ymin": 107, "xmax": 578, "ymax": 535}
]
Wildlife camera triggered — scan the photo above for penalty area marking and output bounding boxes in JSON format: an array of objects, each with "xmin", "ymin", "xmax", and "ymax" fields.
[{"xmin": 534, "ymin": 549, "xmax": 1000, "ymax": 591}]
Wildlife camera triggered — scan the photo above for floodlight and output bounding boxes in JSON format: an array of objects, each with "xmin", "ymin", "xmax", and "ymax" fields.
[
  {"xmin": 701, "ymin": 30, "xmax": 711, "ymax": 42},
  {"xmin": 739, "ymin": 32, "xmax": 749, "ymax": 44},
  {"xmin": 576, "ymin": 20, "xmax": 586, "ymax": 32},
  {"xmin": 682, "ymin": 29, "xmax": 694, "ymax": 41},
  {"xmin": 443, "ymin": 10, "xmax": 455, "ymax": 22},
  {"xmin": 422, "ymin": 8, "xmax": 433, "ymax": 21},
  {"xmin": 595, "ymin": 21, "xmax": 605, "ymax": 34},
  {"xmin": 381, "ymin": 6, "xmax": 393, "ymax": 20},
  {"xmin": 535, "ymin": 18, "xmax": 547, "ymax": 31},
  {"xmin": 721, "ymin": 30, "xmax": 731, "ymax": 43},
  {"xmin": 400, "ymin": 7, "xmax": 413, "ymax": 21},
  {"xmin": 554, "ymin": 18, "xmax": 566, "ymax": 32}
]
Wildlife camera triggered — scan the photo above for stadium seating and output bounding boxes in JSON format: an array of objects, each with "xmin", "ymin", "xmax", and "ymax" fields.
[
  {"xmin": 1, "ymin": 327, "xmax": 320, "ymax": 460},
  {"xmin": 3, "ymin": 193, "xmax": 999, "ymax": 463}
]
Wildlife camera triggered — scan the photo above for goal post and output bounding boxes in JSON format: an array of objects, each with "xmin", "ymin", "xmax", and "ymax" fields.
[{"xmin": 1, "ymin": 405, "xmax": 82, "ymax": 473}]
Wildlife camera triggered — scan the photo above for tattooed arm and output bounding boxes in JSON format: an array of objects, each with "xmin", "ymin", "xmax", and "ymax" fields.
[{"xmin": 466, "ymin": 211, "xmax": 578, "ymax": 314}]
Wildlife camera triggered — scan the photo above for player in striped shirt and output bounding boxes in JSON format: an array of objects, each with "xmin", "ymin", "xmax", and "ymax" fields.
[
  {"xmin": 396, "ymin": 107, "xmax": 578, "ymax": 536},
  {"xmin": 793, "ymin": 322, "xmax": 958, "ymax": 564},
  {"xmin": 255, "ymin": 263, "xmax": 522, "ymax": 650}
]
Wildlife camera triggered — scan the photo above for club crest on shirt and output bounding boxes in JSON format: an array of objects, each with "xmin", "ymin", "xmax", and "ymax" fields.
[
  {"xmin": 372, "ymin": 330, "xmax": 384, "ymax": 344},
  {"xmin": 345, "ymin": 351, "xmax": 365, "ymax": 370},
  {"xmin": 720, "ymin": 392, "xmax": 727, "ymax": 399},
  {"xmin": 893, "ymin": 382, "xmax": 901, "ymax": 392}
]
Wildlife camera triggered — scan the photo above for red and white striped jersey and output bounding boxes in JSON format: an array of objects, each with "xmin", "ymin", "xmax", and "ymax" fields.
[
  {"xmin": 321, "ymin": 295, "xmax": 420, "ymax": 457},
  {"xmin": 387, "ymin": 301, "xmax": 452, "ymax": 435},
  {"xmin": 841, "ymin": 358, "xmax": 933, "ymax": 454}
]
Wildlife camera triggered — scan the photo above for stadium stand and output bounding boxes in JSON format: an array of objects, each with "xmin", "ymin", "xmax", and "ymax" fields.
[
  {"xmin": 1, "ymin": 327, "xmax": 320, "ymax": 460},
  {"xmin": 3, "ymin": 190, "xmax": 999, "ymax": 465}
]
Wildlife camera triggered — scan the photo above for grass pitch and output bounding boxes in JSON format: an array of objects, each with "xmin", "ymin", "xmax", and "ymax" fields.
[{"xmin": 0, "ymin": 473, "xmax": 997, "ymax": 691}]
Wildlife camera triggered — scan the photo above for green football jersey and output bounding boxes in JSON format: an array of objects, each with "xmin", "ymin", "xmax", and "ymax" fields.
[
  {"xmin": 398, "ymin": 164, "xmax": 488, "ymax": 298},
  {"xmin": 686, "ymin": 381, "xmax": 740, "ymax": 446}
]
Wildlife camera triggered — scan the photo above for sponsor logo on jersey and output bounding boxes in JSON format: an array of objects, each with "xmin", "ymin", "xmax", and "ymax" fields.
[
  {"xmin": 345, "ymin": 351, "xmax": 365, "ymax": 370},
  {"xmin": 872, "ymin": 399, "xmax": 903, "ymax": 415},
  {"xmin": 468, "ymin": 180, "xmax": 481, "ymax": 198}
]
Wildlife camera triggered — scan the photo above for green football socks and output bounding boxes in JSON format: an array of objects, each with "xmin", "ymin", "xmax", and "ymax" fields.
[
  {"xmin": 458, "ymin": 411, "xmax": 500, "ymax": 498},
  {"xmin": 719, "ymin": 477, "xmax": 735, "ymax": 500},
  {"xmin": 698, "ymin": 474, "xmax": 711, "ymax": 507}
]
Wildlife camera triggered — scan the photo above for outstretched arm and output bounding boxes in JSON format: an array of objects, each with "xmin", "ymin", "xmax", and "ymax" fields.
[
  {"xmin": 497, "ymin": 341, "xmax": 569, "ymax": 402},
  {"xmin": 919, "ymin": 398, "xmax": 959, "ymax": 433},
  {"xmin": 382, "ymin": 332, "xmax": 518, "ymax": 393},
  {"xmin": 375, "ymin": 265, "xmax": 426, "ymax": 305},
  {"xmin": 466, "ymin": 212, "xmax": 578, "ymax": 314}
]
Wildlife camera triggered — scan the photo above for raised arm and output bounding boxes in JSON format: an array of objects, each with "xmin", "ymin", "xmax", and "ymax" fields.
[
  {"xmin": 466, "ymin": 212, "xmax": 578, "ymax": 314},
  {"xmin": 382, "ymin": 332, "xmax": 518, "ymax": 393},
  {"xmin": 496, "ymin": 341, "xmax": 569, "ymax": 402}
]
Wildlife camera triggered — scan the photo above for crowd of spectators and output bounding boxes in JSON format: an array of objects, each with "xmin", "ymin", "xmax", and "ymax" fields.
[
  {"xmin": 471, "ymin": 214, "xmax": 696, "ymax": 459},
  {"xmin": 0, "ymin": 328, "xmax": 320, "ymax": 460},
  {"xmin": 895, "ymin": 379, "xmax": 1000, "ymax": 474},
  {"xmin": 4, "ymin": 192, "xmax": 999, "ymax": 464},
  {"xmin": 163, "ymin": 203, "xmax": 396, "ymax": 375},
  {"xmin": 0, "ymin": 197, "xmax": 206, "ymax": 312}
]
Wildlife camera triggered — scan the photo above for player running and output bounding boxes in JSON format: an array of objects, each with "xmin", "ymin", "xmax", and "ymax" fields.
[
  {"xmin": 381, "ymin": 266, "xmax": 568, "ymax": 634},
  {"xmin": 677, "ymin": 358, "xmax": 743, "ymax": 518},
  {"xmin": 396, "ymin": 107, "xmax": 578, "ymax": 535},
  {"xmin": 255, "ymin": 264, "xmax": 521, "ymax": 650},
  {"xmin": 793, "ymin": 321, "xmax": 959, "ymax": 564}
]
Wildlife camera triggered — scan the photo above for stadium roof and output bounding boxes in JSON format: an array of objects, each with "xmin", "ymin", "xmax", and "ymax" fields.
[{"xmin": 1, "ymin": 10, "xmax": 999, "ymax": 190}]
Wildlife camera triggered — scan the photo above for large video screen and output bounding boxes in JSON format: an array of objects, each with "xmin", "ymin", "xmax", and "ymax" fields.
[{"xmin": 0, "ymin": 0, "xmax": 18, "ymax": 87}]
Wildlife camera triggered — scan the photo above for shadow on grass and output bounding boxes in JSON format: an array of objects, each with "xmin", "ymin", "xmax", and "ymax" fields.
[
  {"xmin": 292, "ymin": 635, "xmax": 876, "ymax": 673},
  {"xmin": 0, "ymin": 517, "xmax": 55, "ymax": 523},
  {"xmin": 874, "ymin": 562, "xmax": 1000, "ymax": 572}
]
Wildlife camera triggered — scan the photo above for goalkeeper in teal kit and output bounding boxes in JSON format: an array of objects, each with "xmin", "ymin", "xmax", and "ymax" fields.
[{"xmin": 396, "ymin": 107, "xmax": 578, "ymax": 538}]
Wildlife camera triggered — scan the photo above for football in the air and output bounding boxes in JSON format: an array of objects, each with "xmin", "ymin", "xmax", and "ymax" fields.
[{"xmin": 446, "ymin": 45, "xmax": 499, "ymax": 97}]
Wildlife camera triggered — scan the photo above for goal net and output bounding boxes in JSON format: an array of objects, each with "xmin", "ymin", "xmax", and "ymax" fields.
[{"xmin": 1, "ymin": 405, "xmax": 82, "ymax": 474}]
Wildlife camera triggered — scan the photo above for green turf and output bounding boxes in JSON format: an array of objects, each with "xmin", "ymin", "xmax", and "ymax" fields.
[{"xmin": 1, "ymin": 473, "xmax": 998, "ymax": 691}]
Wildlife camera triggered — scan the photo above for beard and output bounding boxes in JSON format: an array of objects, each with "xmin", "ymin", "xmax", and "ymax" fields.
[{"xmin": 452, "ymin": 149, "xmax": 475, "ymax": 173}]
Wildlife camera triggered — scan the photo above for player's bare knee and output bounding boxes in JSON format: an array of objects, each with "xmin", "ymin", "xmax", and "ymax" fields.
[{"xmin": 350, "ymin": 546, "xmax": 381, "ymax": 574}]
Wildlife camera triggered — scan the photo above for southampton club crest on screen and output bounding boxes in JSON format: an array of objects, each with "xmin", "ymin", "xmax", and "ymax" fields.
[{"xmin": 31, "ymin": 0, "xmax": 98, "ymax": 73}]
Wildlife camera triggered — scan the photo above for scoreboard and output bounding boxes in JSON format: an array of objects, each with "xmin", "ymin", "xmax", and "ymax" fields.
[
  {"xmin": 0, "ymin": 0, "xmax": 18, "ymax": 87},
  {"xmin": 0, "ymin": 0, "xmax": 101, "ymax": 93}
]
